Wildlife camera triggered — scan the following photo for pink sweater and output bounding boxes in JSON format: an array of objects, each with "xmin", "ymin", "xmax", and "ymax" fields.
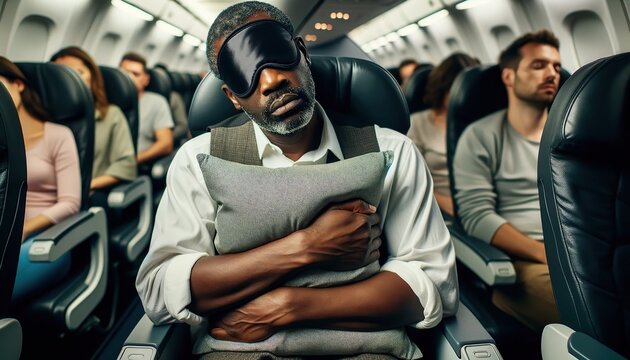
[{"xmin": 25, "ymin": 122, "xmax": 81, "ymax": 223}]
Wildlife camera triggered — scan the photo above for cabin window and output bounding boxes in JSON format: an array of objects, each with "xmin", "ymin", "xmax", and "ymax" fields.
[
  {"xmin": 491, "ymin": 25, "xmax": 515, "ymax": 51},
  {"xmin": 565, "ymin": 11, "xmax": 613, "ymax": 66},
  {"xmin": 95, "ymin": 33, "xmax": 121, "ymax": 64},
  {"xmin": 446, "ymin": 37, "xmax": 461, "ymax": 52},
  {"xmin": 9, "ymin": 15, "xmax": 53, "ymax": 61}
]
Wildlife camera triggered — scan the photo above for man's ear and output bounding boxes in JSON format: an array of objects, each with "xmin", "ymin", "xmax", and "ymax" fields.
[
  {"xmin": 501, "ymin": 67, "xmax": 514, "ymax": 89},
  {"xmin": 295, "ymin": 37, "xmax": 311, "ymax": 66},
  {"xmin": 221, "ymin": 84, "xmax": 242, "ymax": 110}
]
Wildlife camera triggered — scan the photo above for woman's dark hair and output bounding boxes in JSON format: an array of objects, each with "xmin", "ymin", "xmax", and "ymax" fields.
[
  {"xmin": 0, "ymin": 56, "xmax": 52, "ymax": 121},
  {"xmin": 424, "ymin": 53, "xmax": 480, "ymax": 110},
  {"xmin": 51, "ymin": 46, "xmax": 110, "ymax": 118}
]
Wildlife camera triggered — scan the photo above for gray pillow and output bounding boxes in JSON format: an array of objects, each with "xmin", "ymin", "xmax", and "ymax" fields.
[
  {"xmin": 196, "ymin": 150, "xmax": 393, "ymax": 287},
  {"xmin": 195, "ymin": 150, "xmax": 422, "ymax": 359}
]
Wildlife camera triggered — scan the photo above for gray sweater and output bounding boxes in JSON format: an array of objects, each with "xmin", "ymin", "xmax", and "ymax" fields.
[{"xmin": 453, "ymin": 110, "xmax": 543, "ymax": 243}]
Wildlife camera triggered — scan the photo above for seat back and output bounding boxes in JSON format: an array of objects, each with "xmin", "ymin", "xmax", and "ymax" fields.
[
  {"xmin": 188, "ymin": 56, "xmax": 409, "ymax": 137},
  {"xmin": 404, "ymin": 64, "xmax": 434, "ymax": 114},
  {"xmin": 538, "ymin": 53, "xmax": 630, "ymax": 357},
  {"xmin": 17, "ymin": 63, "xmax": 95, "ymax": 210},
  {"xmin": 147, "ymin": 68, "xmax": 172, "ymax": 100},
  {"xmin": 0, "ymin": 84, "xmax": 27, "ymax": 318},
  {"xmin": 99, "ymin": 65, "xmax": 139, "ymax": 152}
]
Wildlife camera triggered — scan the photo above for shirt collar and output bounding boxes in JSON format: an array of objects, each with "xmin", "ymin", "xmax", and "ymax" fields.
[{"xmin": 250, "ymin": 101, "xmax": 345, "ymax": 163}]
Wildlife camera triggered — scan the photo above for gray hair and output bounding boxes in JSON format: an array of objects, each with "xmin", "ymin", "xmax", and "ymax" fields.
[{"xmin": 205, "ymin": 1, "xmax": 294, "ymax": 78}]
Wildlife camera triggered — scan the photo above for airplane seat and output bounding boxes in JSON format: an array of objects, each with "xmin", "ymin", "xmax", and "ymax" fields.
[
  {"xmin": 99, "ymin": 66, "xmax": 139, "ymax": 151},
  {"xmin": 169, "ymin": 71, "xmax": 191, "ymax": 113},
  {"xmin": 97, "ymin": 65, "xmax": 153, "ymax": 264},
  {"xmin": 386, "ymin": 66, "xmax": 402, "ymax": 85},
  {"xmin": 446, "ymin": 64, "xmax": 571, "ymax": 358},
  {"xmin": 145, "ymin": 68, "xmax": 176, "ymax": 208},
  {"xmin": 120, "ymin": 55, "xmax": 501, "ymax": 360},
  {"xmin": 446, "ymin": 64, "xmax": 536, "ymax": 357},
  {"xmin": 404, "ymin": 64, "xmax": 434, "ymax": 114},
  {"xmin": 0, "ymin": 83, "xmax": 28, "ymax": 360},
  {"xmin": 538, "ymin": 52, "xmax": 630, "ymax": 360},
  {"xmin": 13, "ymin": 63, "xmax": 108, "ymax": 339},
  {"xmin": 184, "ymin": 72, "xmax": 201, "ymax": 110}
]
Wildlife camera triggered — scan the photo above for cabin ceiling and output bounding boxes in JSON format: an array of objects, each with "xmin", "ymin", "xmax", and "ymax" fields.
[{"xmin": 174, "ymin": 0, "xmax": 408, "ymax": 47}]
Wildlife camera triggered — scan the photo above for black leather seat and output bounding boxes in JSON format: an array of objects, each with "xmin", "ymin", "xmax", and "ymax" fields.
[
  {"xmin": 0, "ymin": 82, "xmax": 28, "ymax": 360},
  {"xmin": 446, "ymin": 64, "xmax": 571, "ymax": 358},
  {"xmin": 404, "ymin": 64, "xmax": 433, "ymax": 114},
  {"xmin": 14, "ymin": 63, "xmax": 108, "ymax": 350},
  {"xmin": 538, "ymin": 52, "xmax": 630, "ymax": 360},
  {"xmin": 120, "ymin": 56, "xmax": 501, "ymax": 360},
  {"xmin": 97, "ymin": 66, "xmax": 153, "ymax": 264},
  {"xmin": 189, "ymin": 56, "xmax": 410, "ymax": 135}
]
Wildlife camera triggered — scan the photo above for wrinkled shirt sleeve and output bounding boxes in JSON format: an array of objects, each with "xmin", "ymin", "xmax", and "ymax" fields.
[{"xmin": 136, "ymin": 133, "xmax": 215, "ymax": 325}]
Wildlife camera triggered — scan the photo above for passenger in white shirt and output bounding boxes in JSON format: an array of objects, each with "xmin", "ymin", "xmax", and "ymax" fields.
[{"xmin": 136, "ymin": 1, "xmax": 457, "ymax": 358}]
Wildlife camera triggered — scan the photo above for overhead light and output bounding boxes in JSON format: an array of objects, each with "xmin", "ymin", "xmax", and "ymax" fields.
[
  {"xmin": 111, "ymin": 0, "xmax": 154, "ymax": 21},
  {"xmin": 343, "ymin": 13, "xmax": 350, "ymax": 20},
  {"xmin": 330, "ymin": 12, "xmax": 337, "ymax": 19},
  {"xmin": 156, "ymin": 20, "xmax": 184, "ymax": 37},
  {"xmin": 305, "ymin": 34, "xmax": 318, "ymax": 42},
  {"xmin": 456, "ymin": 0, "xmax": 491, "ymax": 10},
  {"xmin": 397, "ymin": 23, "xmax": 419, "ymax": 37},
  {"xmin": 361, "ymin": 44, "xmax": 372, "ymax": 53},
  {"xmin": 386, "ymin": 32, "xmax": 400, "ymax": 42},
  {"xmin": 183, "ymin": 34, "xmax": 201, "ymax": 46},
  {"xmin": 418, "ymin": 9, "xmax": 449, "ymax": 27}
]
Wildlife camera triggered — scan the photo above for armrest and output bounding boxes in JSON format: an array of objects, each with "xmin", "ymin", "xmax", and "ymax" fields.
[
  {"xmin": 448, "ymin": 224, "xmax": 516, "ymax": 286},
  {"xmin": 436, "ymin": 303, "xmax": 502, "ymax": 359},
  {"xmin": 118, "ymin": 315, "xmax": 190, "ymax": 360},
  {"xmin": 0, "ymin": 318, "xmax": 22, "ymax": 360},
  {"xmin": 28, "ymin": 207, "xmax": 108, "ymax": 331},
  {"xmin": 151, "ymin": 151, "xmax": 177, "ymax": 180},
  {"xmin": 108, "ymin": 176, "xmax": 153, "ymax": 261},
  {"xmin": 542, "ymin": 324, "xmax": 626, "ymax": 360}
]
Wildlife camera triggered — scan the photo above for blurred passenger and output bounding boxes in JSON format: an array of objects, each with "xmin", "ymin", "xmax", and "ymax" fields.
[
  {"xmin": 453, "ymin": 30, "xmax": 562, "ymax": 332},
  {"xmin": 119, "ymin": 52, "xmax": 174, "ymax": 166},
  {"xmin": 154, "ymin": 63, "xmax": 191, "ymax": 144},
  {"xmin": 406, "ymin": 53, "xmax": 479, "ymax": 216},
  {"xmin": 0, "ymin": 56, "xmax": 80, "ymax": 301},
  {"xmin": 51, "ymin": 46, "xmax": 137, "ymax": 202},
  {"xmin": 398, "ymin": 58, "xmax": 418, "ymax": 87}
]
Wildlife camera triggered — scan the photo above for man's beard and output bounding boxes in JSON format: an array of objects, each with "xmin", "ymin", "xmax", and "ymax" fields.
[
  {"xmin": 243, "ymin": 75, "xmax": 316, "ymax": 135},
  {"xmin": 514, "ymin": 78, "xmax": 557, "ymax": 108}
]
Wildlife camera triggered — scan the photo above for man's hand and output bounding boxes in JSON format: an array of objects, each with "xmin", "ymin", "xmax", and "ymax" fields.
[
  {"xmin": 300, "ymin": 199, "xmax": 382, "ymax": 271},
  {"xmin": 209, "ymin": 288, "xmax": 292, "ymax": 342}
]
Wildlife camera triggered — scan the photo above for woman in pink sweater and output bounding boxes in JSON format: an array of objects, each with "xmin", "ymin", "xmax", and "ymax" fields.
[{"xmin": 0, "ymin": 57, "xmax": 81, "ymax": 301}]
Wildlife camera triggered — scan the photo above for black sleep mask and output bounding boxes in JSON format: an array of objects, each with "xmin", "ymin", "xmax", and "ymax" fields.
[{"xmin": 217, "ymin": 19, "xmax": 301, "ymax": 98}]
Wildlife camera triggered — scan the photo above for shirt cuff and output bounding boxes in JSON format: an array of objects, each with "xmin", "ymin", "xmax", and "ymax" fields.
[
  {"xmin": 163, "ymin": 252, "xmax": 208, "ymax": 326},
  {"xmin": 474, "ymin": 213, "xmax": 508, "ymax": 243},
  {"xmin": 382, "ymin": 260, "xmax": 443, "ymax": 329}
]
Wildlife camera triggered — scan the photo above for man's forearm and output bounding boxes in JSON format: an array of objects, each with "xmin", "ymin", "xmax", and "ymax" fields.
[
  {"xmin": 137, "ymin": 140, "xmax": 173, "ymax": 164},
  {"xmin": 191, "ymin": 231, "xmax": 310, "ymax": 315},
  {"xmin": 283, "ymin": 271, "xmax": 424, "ymax": 331},
  {"xmin": 491, "ymin": 223, "xmax": 546, "ymax": 263}
]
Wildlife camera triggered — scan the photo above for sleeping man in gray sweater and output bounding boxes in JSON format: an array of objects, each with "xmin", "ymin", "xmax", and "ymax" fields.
[{"xmin": 453, "ymin": 29, "xmax": 562, "ymax": 332}]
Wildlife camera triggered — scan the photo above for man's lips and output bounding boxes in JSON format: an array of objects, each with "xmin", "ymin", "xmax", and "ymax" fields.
[{"xmin": 270, "ymin": 93, "xmax": 302, "ymax": 116}]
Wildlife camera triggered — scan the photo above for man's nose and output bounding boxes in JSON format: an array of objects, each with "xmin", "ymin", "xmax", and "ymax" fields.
[{"xmin": 259, "ymin": 67, "xmax": 289, "ymax": 96}]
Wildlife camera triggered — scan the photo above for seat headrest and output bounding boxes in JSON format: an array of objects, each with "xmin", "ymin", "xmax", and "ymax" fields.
[
  {"xmin": 189, "ymin": 56, "xmax": 409, "ymax": 137},
  {"xmin": 404, "ymin": 64, "xmax": 434, "ymax": 113},
  {"xmin": 169, "ymin": 72, "xmax": 188, "ymax": 93},
  {"xmin": 147, "ymin": 68, "xmax": 172, "ymax": 99},
  {"xmin": 17, "ymin": 62, "xmax": 95, "ymax": 209},
  {"xmin": 17, "ymin": 63, "xmax": 94, "ymax": 125},
  {"xmin": 99, "ymin": 66, "xmax": 139, "ymax": 151},
  {"xmin": 545, "ymin": 53, "xmax": 630, "ymax": 156}
]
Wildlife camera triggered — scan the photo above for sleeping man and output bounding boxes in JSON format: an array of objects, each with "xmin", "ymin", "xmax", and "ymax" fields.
[{"xmin": 135, "ymin": 1, "xmax": 457, "ymax": 359}]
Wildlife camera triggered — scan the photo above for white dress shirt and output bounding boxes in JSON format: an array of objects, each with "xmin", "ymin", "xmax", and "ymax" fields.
[{"xmin": 136, "ymin": 102, "xmax": 458, "ymax": 334}]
